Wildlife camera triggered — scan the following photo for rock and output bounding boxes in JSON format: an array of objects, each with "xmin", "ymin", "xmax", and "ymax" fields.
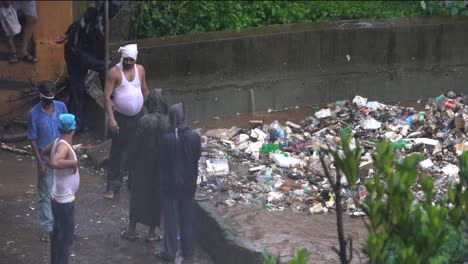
[{"xmin": 86, "ymin": 139, "xmax": 112, "ymax": 167}]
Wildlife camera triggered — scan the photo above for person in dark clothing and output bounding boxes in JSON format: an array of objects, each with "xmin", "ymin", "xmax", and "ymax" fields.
[
  {"xmin": 55, "ymin": 2, "xmax": 121, "ymax": 131},
  {"xmin": 157, "ymin": 103, "xmax": 202, "ymax": 262},
  {"xmin": 120, "ymin": 90, "xmax": 170, "ymax": 242}
]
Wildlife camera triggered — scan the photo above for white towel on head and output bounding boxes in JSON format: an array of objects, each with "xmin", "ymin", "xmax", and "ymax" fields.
[{"xmin": 117, "ymin": 44, "xmax": 138, "ymax": 68}]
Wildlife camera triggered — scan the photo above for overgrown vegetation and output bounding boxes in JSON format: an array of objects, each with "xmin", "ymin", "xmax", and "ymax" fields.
[
  {"xmin": 131, "ymin": 1, "xmax": 424, "ymax": 39},
  {"xmin": 262, "ymin": 135, "xmax": 467, "ymax": 263},
  {"xmin": 362, "ymin": 142, "xmax": 467, "ymax": 263}
]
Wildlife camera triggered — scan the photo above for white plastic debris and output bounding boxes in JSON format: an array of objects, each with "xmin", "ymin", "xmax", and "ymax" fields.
[
  {"xmin": 314, "ymin": 108, "xmax": 332, "ymax": 119},
  {"xmin": 384, "ymin": 131, "xmax": 402, "ymax": 142},
  {"xmin": 360, "ymin": 117, "xmax": 382, "ymax": 130},
  {"xmin": 309, "ymin": 203, "xmax": 327, "ymax": 214},
  {"xmin": 366, "ymin": 101, "xmax": 384, "ymax": 110},
  {"xmin": 442, "ymin": 164, "xmax": 459, "ymax": 176},
  {"xmin": 419, "ymin": 159, "xmax": 434, "ymax": 169},
  {"xmin": 412, "ymin": 138, "xmax": 440, "ymax": 146},
  {"xmin": 267, "ymin": 191, "xmax": 283, "ymax": 202},
  {"xmin": 352, "ymin": 95, "xmax": 368, "ymax": 108},
  {"xmin": 272, "ymin": 154, "xmax": 301, "ymax": 168},
  {"xmin": 206, "ymin": 159, "xmax": 229, "ymax": 176}
]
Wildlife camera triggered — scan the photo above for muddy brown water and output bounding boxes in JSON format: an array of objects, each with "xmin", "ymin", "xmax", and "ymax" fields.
[{"xmin": 218, "ymin": 204, "xmax": 368, "ymax": 263}]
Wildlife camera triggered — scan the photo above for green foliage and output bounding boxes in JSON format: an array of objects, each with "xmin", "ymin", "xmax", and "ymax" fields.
[
  {"xmin": 262, "ymin": 248, "xmax": 308, "ymax": 264},
  {"xmin": 131, "ymin": 1, "xmax": 423, "ymax": 39},
  {"xmin": 420, "ymin": 0, "xmax": 468, "ymax": 16},
  {"xmin": 362, "ymin": 141, "xmax": 467, "ymax": 263}
]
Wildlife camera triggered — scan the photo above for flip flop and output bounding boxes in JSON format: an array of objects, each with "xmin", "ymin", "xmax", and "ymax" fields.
[
  {"xmin": 40, "ymin": 231, "xmax": 50, "ymax": 243},
  {"xmin": 146, "ymin": 233, "xmax": 164, "ymax": 242},
  {"xmin": 8, "ymin": 53, "xmax": 18, "ymax": 63},
  {"xmin": 155, "ymin": 251, "xmax": 174, "ymax": 262},
  {"xmin": 120, "ymin": 228, "xmax": 137, "ymax": 241},
  {"xmin": 19, "ymin": 54, "xmax": 38, "ymax": 64}
]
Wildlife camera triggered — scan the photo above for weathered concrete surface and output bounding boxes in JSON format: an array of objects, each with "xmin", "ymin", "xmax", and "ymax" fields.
[
  {"xmin": 111, "ymin": 17, "xmax": 468, "ymax": 121},
  {"xmin": 196, "ymin": 201, "xmax": 264, "ymax": 264}
]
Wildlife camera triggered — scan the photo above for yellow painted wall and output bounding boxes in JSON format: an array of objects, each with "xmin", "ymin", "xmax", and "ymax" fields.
[{"xmin": 35, "ymin": 1, "xmax": 73, "ymax": 81}]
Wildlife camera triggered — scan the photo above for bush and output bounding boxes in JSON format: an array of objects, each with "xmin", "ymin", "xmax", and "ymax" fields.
[
  {"xmin": 362, "ymin": 141, "xmax": 467, "ymax": 263},
  {"xmin": 131, "ymin": 1, "xmax": 423, "ymax": 39}
]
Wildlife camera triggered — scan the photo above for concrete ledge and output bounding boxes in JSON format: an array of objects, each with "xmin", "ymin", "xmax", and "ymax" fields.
[{"xmin": 196, "ymin": 201, "xmax": 264, "ymax": 264}]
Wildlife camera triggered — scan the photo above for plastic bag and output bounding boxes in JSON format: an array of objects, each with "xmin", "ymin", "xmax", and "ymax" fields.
[{"xmin": 0, "ymin": 5, "xmax": 21, "ymax": 36}]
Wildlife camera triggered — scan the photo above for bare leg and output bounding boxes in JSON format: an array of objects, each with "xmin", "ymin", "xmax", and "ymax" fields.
[
  {"xmin": 127, "ymin": 221, "xmax": 137, "ymax": 235},
  {"xmin": 18, "ymin": 16, "xmax": 37, "ymax": 57},
  {"xmin": 7, "ymin": 36, "xmax": 18, "ymax": 63},
  {"xmin": 148, "ymin": 225, "xmax": 156, "ymax": 237}
]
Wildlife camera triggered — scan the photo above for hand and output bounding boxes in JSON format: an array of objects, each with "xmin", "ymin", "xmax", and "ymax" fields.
[
  {"xmin": 55, "ymin": 35, "xmax": 67, "ymax": 44},
  {"xmin": 109, "ymin": 118, "xmax": 119, "ymax": 135},
  {"xmin": 39, "ymin": 163, "xmax": 46, "ymax": 176},
  {"xmin": 72, "ymin": 164, "xmax": 77, "ymax": 174}
]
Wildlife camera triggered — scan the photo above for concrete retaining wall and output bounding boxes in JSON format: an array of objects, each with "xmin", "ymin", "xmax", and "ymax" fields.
[
  {"xmin": 195, "ymin": 201, "xmax": 264, "ymax": 264},
  {"xmin": 113, "ymin": 17, "xmax": 468, "ymax": 121}
]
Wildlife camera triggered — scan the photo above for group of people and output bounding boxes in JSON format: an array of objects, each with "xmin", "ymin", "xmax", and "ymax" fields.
[
  {"xmin": 104, "ymin": 43, "xmax": 202, "ymax": 262},
  {"xmin": 0, "ymin": 0, "xmax": 38, "ymax": 63},
  {"xmin": 28, "ymin": 42, "xmax": 202, "ymax": 264}
]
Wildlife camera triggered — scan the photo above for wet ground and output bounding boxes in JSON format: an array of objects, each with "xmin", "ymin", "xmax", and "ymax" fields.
[
  {"xmin": 0, "ymin": 100, "xmax": 426, "ymax": 264},
  {"xmin": 0, "ymin": 151, "xmax": 213, "ymax": 264}
]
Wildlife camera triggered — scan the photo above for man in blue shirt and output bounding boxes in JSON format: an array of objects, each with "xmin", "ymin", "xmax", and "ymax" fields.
[{"xmin": 28, "ymin": 81, "xmax": 68, "ymax": 242}]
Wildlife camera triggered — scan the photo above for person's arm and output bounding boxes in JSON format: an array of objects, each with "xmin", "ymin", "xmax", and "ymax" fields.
[
  {"xmin": 51, "ymin": 143, "xmax": 77, "ymax": 169},
  {"xmin": 140, "ymin": 65, "xmax": 149, "ymax": 98},
  {"xmin": 28, "ymin": 111, "xmax": 45, "ymax": 175},
  {"xmin": 41, "ymin": 141, "xmax": 54, "ymax": 168},
  {"xmin": 31, "ymin": 140, "xmax": 46, "ymax": 175},
  {"xmin": 104, "ymin": 68, "xmax": 119, "ymax": 134}
]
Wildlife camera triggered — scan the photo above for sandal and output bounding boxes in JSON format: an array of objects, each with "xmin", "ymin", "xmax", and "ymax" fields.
[
  {"xmin": 103, "ymin": 191, "xmax": 114, "ymax": 200},
  {"xmin": 155, "ymin": 251, "xmax": 174, "ymax": 262},
  {"xmin": 120, "ymin": 228, "xmax": 137, "ymax": 241},
  {"xmin": 40, "ymin": 231, "xmax": 50, "ymax": 243},
  {"xmin": 146, "ymin": 233, "xmax": 164, "ymax": 242},
  {"xmin": 19, "ymin": 53, "xmax": 38, "ymax": 64},
  {"xmin": 8, "ymin": 53, "xmax": 18, "ymax": 63}
]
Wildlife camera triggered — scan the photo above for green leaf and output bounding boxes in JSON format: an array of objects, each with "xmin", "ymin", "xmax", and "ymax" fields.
[
  {"xmin": 420, "ymin": 1, "xmax": 427, "ymax": 11},
  {"xmin": 451, "ymin": 7, "xmax": 460, "ymax": 16}
]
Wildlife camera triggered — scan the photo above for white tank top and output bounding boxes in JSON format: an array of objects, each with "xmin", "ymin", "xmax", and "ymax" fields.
[
  {"xmin": 113, "ymin": 64, "xmax": 144, "ymax": 116},
  {"xmin": 51, "ymin": 139, "xmax": 80, "ymax": 203}
]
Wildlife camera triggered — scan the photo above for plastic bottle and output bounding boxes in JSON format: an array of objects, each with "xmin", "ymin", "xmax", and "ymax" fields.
[
  {"xmin": 277, "ymin": 129, "xmax": 285, "ymax": 140},
  {"xmin": 406, "ymin": 114, "xmax": 418, "ymax": 125}
]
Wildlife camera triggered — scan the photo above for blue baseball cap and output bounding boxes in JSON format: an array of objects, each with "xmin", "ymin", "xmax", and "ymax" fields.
[{"xmin": 59, "ymin": 114, "xmax": 76, "ymax": 131}]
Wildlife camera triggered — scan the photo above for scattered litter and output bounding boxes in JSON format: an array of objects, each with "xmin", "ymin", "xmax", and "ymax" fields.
[{"xmin": 197, "ymin": 91, "xmax": 467, "ymax": 215}]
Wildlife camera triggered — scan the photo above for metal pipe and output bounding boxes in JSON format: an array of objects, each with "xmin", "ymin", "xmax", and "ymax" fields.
[{"xmin": 103, "ymin": 0, "xmax": 109, "ymax": 139}]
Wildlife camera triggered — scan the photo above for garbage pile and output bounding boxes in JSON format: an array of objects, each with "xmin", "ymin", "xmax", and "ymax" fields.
[{"xmin": 197, "ymin": 92, "xmax": 468, "ymax": 215}]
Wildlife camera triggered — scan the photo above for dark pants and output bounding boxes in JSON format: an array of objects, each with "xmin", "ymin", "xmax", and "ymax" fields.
[
  {"xmin": 65, "ymin": 50, "xmax": 105, "ymax": 130},
  {"xmin": 107, "ymin": 111, "xmax": 141, "ymax": 193},
  {"xmin": 51, "ymin": 201, "xmax": 75, "ymax": 264},
  {"xmin": 163, "ymin": 195, "xmax": 195, "ymax": 260}
]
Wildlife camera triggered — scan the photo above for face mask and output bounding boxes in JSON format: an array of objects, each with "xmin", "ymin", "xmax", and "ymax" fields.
[{"xmin": 40, "ymin": 94, "xmax": 54, "ymax": 106}]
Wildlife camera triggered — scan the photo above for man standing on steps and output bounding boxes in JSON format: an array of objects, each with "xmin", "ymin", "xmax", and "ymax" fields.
[
  {"xmin": 28, "ymin": 81, "xmax": 68, "ymax": 242},
  {"xmin": 103, "ymin": 43, "xmax": 149, "ymax": 199}
]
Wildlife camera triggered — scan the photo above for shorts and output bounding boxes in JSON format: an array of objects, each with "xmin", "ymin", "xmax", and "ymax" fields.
[{"xmin": 12, "ymin": 0, "xmax": 37, "ymax": 18}]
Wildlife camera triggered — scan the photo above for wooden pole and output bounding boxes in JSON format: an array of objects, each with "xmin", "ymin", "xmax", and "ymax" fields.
[{"xmin": 103, "ymin": 0, "xmax": 109, "ymax": 139}]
